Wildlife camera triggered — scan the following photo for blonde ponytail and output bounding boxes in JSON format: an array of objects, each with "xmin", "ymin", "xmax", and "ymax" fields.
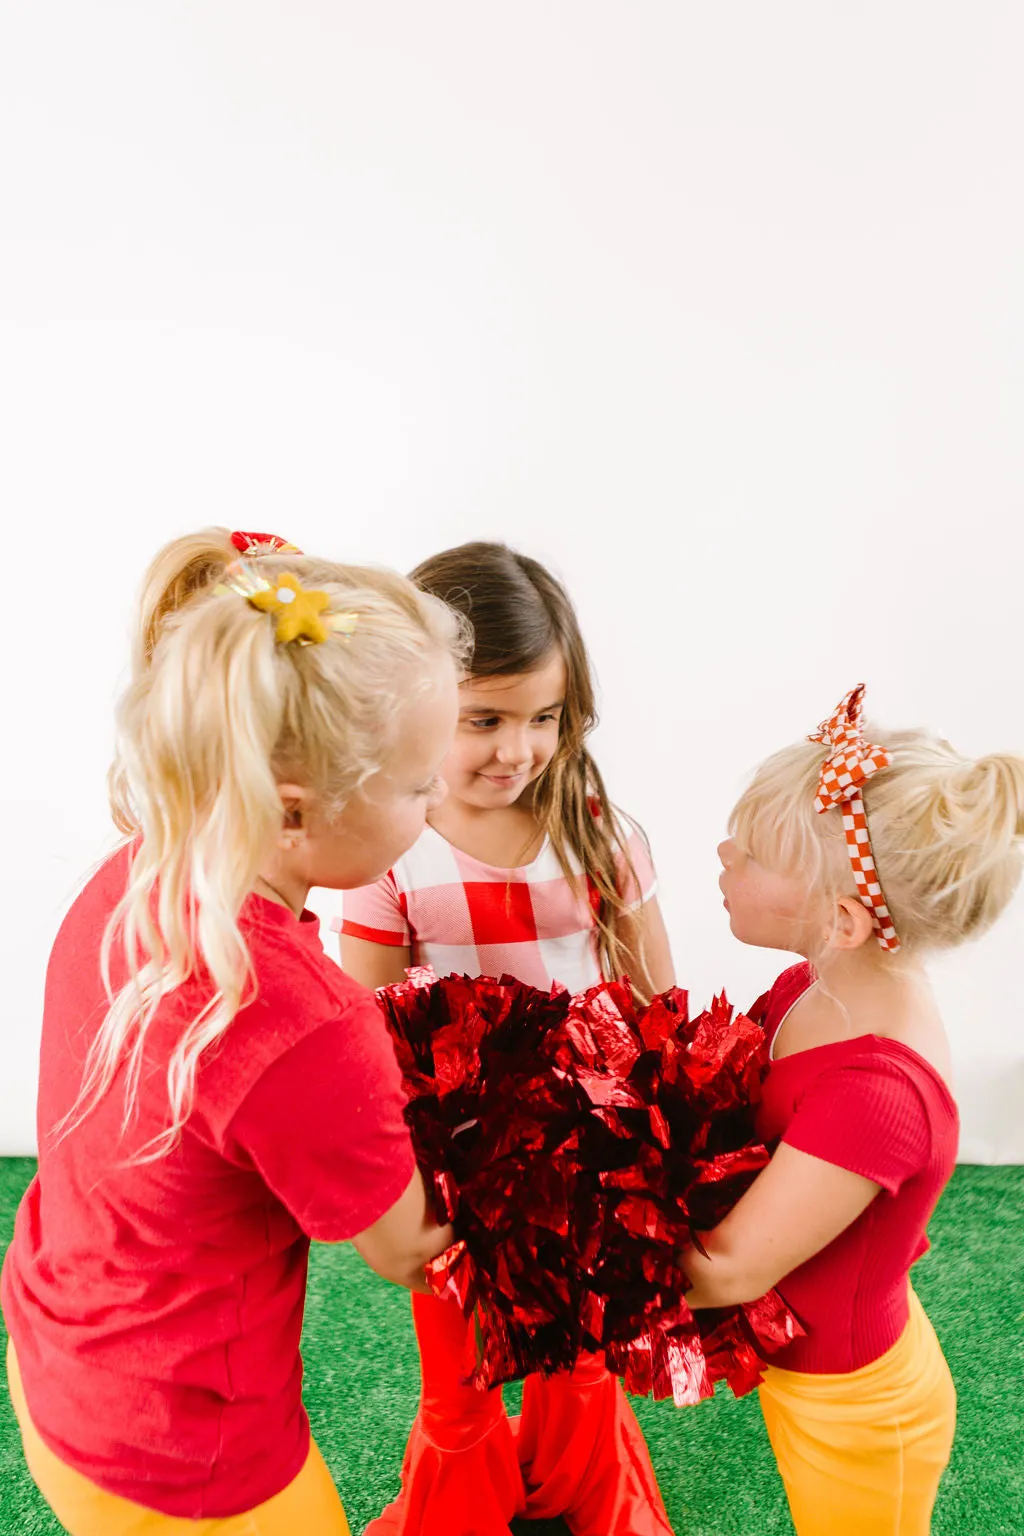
[
  {"xmin": 133, "ymin": 528, "xmax": 237, "ymax": 673},
  {"xmin": 67, "ymin": 531, "xmax": 468, "ymax": 1157},
  {"xmin": 110, "ymin": 527, "xmax": 238, "ymax": 835}
]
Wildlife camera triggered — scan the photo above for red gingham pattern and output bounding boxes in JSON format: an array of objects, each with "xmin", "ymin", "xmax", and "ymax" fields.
[
  {"xmin": 808, "ymin": 684, "xmax": 900, "ymax": 952},
  {"xmin": 335, "ymin": 819, "xmax": 657, "ymax": 993}
]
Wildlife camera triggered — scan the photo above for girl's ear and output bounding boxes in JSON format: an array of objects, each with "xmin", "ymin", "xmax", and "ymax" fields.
[
  {"xmin": 276, "ymin": 783, "xmax": 309, "ymax": 847},
  {"xmin": 826, "ymin": 894, "xmax": 876, "ymax": 952}
]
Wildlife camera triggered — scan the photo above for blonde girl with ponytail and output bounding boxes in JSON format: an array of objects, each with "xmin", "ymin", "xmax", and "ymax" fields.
[
  {"xmin": 2, "ymin": 529, "xmax": 469, "ymax": 1536},
  {"xmin": 681, "ymin": 684, "xmax": 1024, "ymax": 1536}
]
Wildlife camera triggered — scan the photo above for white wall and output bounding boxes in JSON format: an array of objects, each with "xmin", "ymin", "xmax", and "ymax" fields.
[{"xmin": 1, "ymin": 2, "xmax": 1021, "ymax": 1159}]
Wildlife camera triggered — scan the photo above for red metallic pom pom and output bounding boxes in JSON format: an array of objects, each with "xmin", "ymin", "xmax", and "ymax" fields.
[{"xmin": 377, "ymin": 970, "xmax": 803, "ymax": 1405}]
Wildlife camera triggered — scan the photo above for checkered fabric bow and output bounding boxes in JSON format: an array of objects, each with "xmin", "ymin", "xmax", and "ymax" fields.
[{"xmin": 808, "ymin": 684, "xmax": 900, "ymax": 952}]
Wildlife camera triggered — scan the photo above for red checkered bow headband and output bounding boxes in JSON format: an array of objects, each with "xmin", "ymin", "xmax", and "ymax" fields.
[{"xmin": 808, "ymin": 684, "xmax": 900, "ymax": 953}]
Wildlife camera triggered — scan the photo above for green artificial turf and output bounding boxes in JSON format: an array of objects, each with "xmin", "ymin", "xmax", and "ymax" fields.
[{"xmin": 1, "ymin": 1159, "xmax": 1021, "ymax": 1534}]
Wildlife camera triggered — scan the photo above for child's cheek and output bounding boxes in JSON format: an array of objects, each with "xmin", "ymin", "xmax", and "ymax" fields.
[
  {"xmin": 460, "ymin": 740, "xmax": 491, "ymax": 774},
  {"xmin": 538, "ymin": 733, "xmax": 560, "ymax": 770},
  {"xmin": 445, "ymin": 737, "xmax": 481, "ymax": 774}
]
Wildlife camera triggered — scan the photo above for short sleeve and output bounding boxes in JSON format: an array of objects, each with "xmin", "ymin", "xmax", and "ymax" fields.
[
  {"xmin": 334, "ymin": 871, "xmax": 411, "ymax": 946},
  {"xmin": 782, "ymin": 1058, "xmax": 933, "ymax": 1195},
  {"xmin": 225, "ymin": 1000, "xmax": 416, "ymax": 1241},
  {"xmin": 615, "ymin": 818, "xmax": 658, "ymax": 910}
]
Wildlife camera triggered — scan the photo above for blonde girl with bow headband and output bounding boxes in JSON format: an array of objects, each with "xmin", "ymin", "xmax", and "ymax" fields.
[
  {"xmin": 1, "ymin": 529, "xmax": 469, "ymax": 1536},
  {"xmin": 681, "ymin": 686, "xmax": 1024, "ymax": 1536}
]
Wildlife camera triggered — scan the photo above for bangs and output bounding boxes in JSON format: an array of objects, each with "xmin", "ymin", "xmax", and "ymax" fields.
[{"xmin": 729, "ymin": 741, "xmax": 844, "ymax": 884}]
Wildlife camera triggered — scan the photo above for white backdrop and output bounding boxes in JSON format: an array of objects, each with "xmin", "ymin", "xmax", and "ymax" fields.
[{"xmin": 1, "ymin": 3, "xmax": 1021, "ymax": 1160}]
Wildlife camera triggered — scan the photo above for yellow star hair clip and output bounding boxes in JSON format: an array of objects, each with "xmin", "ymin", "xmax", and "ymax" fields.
[
  {"xmin": 326, "ymin": 611, "xmax": 359, "ymax": 638},
  {"xmin": 213, "ymin": 560, "xmax": 272, "ymax": 603},
  {"xmin": 249, "ymin": 572, "xmax": 332, "ymax": 645},
  {"xmin": 214, "ymin": 564, "xmax": 358, "ymax": 647}
]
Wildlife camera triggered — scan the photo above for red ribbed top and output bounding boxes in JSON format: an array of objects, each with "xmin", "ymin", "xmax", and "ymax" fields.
[
  {"xmin": 750, "ymin": 963, "xmax": 960, "ymax": 1373},
  {"xmin": 1, "ymin": 846, "xmax": 415, "ymax": 1517}
]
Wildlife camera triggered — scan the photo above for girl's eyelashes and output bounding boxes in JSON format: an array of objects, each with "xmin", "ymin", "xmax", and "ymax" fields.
[
  {"xmin": 465, "ymin": 712, "xmax": 562, "ymax": 730},
  {"xmin": 418, "ymin": 776, "xmax": 442, "ymax": 797}
]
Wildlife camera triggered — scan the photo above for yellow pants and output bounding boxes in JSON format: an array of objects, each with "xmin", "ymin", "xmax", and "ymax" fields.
[
  {"xmin": 7, "ymin": 1340, "xmax": 351, "ymax": 1536},
  {"xmin": 758, "ymin": 1288, "xmax": 956, "ymax": 1535}
]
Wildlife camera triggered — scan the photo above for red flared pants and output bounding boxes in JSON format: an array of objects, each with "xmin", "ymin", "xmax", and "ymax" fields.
[{"xmin": 366, "ymin": 1293, "xmax": 673, "ymax": 1536}]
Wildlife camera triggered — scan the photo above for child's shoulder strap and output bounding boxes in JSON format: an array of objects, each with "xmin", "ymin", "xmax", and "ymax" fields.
[{"xmin": 748, "ymin": 961, "xmax": 815, "ymax": 1030}]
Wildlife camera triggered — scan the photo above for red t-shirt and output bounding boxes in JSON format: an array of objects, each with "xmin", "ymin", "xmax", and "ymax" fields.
[
  {"xmin": 1, "ymin": 847, "xmax": 415, "ymax": 1517},
  {"xmin": 750, "ymin": 963, "xmax": 960, "ymax": 1374}
]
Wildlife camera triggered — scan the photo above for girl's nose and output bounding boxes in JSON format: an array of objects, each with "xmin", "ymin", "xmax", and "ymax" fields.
[
  {"xmin": 495, "ymin": 727, "xmax": 530, "ymax": 766},
  {"xmin": 717, "ymin": 838, "xmax": 734, "ymax": 869}
]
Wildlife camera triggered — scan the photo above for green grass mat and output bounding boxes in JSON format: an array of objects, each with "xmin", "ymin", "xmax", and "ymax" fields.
[{"xmin": 1, "ymin": 1160, "xmax": 1021, "ymax": 1534}]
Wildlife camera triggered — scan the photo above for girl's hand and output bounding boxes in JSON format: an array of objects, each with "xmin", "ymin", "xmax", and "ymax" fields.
[
  {"xmin": 351, "ymin": 1168, "xmax": 454, "ymax": 1294},
  {"xmin": 680, "ymin": 1142, "xmax": 880, "ymax": 1309}
]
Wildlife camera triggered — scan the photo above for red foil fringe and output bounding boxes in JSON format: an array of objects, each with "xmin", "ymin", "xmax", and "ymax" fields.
[{"xmin": 378, "ymin": 969, "xmax": 804, "ymax": 1406}]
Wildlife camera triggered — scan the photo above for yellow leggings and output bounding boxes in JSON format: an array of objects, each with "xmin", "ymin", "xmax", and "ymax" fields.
[
  {"xmin": 6, "ymin": 1341, "xmax": 351, "ymax": 1536},
  {"xmin": 758, "ymin": 1288, "xmax": 956, "ymax": 1535}
]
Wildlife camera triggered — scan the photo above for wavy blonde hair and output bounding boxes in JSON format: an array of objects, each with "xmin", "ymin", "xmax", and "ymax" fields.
[
  {"xmin": 68, "ymin": 528, "xmax": 468, "ymax": 1158},
  {"xmin": 730, "ymin": 725, "xmax": 1024, "ymax": 955}
]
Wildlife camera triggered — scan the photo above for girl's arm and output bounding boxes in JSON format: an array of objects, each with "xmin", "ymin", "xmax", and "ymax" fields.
[
  {"xmin": 351, "ymin": 1168, "xmax": 454, "ymax": 1294},
  {"xmin": 618, "ymin": 896, "xmax": 675, "ymax": 996},
  {"xmin": 681, "ymin": 1142, "xmax": 880, "ymax": 1308},
  {"xmin": 341, "ymin": 934, "xmax": 413, "ymax": 990},
  {"xmin": 340, "ymin": 939, "xmax": 444, "ymax": 1290}
]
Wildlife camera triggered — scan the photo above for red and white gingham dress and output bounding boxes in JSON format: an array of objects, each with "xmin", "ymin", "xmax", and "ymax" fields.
[{"xmin": 334, "ymin": 819, "xmax": 657, "ymax": 993}]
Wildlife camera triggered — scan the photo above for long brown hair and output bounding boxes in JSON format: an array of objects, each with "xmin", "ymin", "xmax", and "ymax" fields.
[{"xmin": 410, "ymin": 541, "xmax": 648, "ymax": 993}]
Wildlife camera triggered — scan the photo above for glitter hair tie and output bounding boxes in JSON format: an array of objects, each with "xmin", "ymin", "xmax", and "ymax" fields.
[
  {"xmin": 229, "ymin": 530, "xmax": 303, "ymax": 556},
  {"xmin": 808, "ymin": 683, "xmax": 900, "ymax": 952},
  {"xmin": 215, "ymin": 563, "xmax": 358, "ymax": 647}
]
